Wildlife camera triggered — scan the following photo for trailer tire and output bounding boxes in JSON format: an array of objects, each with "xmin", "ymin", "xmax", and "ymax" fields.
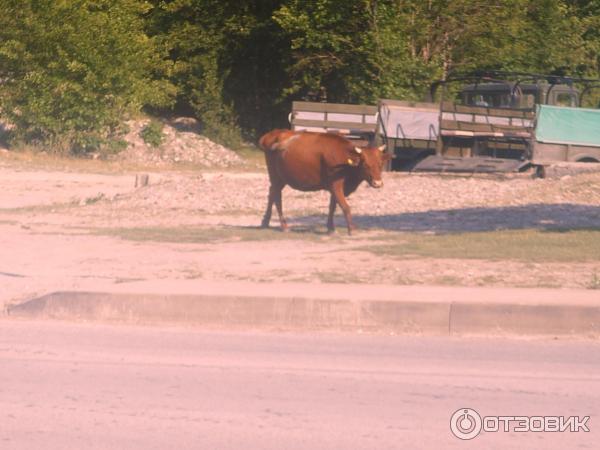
[{"xmin": 534, "ymin": 165, "xmax": 546, "ymax": 179}]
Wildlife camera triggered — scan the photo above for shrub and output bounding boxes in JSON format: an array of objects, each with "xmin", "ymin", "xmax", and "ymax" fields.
[{"xmin": 140, "ymin": 121, "xmax": 165, "ymax": 148}]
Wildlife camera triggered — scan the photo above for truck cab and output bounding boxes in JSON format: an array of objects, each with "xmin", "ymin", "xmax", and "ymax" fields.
[{"xmin": 460, "ymin": 82, "xmax": 579, "ymax": 110}]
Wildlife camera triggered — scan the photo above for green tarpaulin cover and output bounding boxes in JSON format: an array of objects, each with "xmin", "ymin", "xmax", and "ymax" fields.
[{"xmin": 536, "ymin": 105, "xmax": 600, "ymax": 147}]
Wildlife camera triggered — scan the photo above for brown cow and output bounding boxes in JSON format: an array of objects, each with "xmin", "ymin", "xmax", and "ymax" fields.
[{"xmin": 259, "ymin": 129, "xmax": 391, "ymax": 234}]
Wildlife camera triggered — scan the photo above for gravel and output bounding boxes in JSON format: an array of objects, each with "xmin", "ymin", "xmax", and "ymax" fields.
[
  {"xmin": 75, "ymin": 169, "xmax": 600, "ymax": 233},
  {"xmin": 114, "ymin": 118, "xmax": 243, "ymax": 168}
]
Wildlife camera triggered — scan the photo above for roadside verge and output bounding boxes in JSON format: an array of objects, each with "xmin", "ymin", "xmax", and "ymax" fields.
[{"xmin": 5, "ymin": 282, "xmax": 599, "ymax": 337}]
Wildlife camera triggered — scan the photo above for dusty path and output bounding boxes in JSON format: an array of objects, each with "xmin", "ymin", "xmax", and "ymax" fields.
[{"xmin": 1, "ymin": 158, "xmax": 599, "ymax": 307}]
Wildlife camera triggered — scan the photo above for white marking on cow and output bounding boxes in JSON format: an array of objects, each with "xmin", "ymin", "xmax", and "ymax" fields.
[{"xmin": 273, "ymin": 133, "xmax": 301, "ymax": 151}]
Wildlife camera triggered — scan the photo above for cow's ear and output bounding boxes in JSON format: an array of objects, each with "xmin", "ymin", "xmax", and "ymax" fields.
[
  {"xmin": 382, "ymin": 152, "xmax": 392, "ymax": 162},
  {"xmin": 346, "ymin": 157, "xmax": 359, "ymax": 167}
]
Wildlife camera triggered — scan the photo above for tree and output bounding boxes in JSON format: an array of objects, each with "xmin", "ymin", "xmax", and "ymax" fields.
[
  {"xmin": 0, "ymin": 0, "xmax": 174, "ymax": 153},
  {"xmin": 273, "ymin": 0, "xmax": 380, "ymax": 103},
  {"xmin": 136, "ymin": 0, "xmax": 600, "ymax": 143},
  {"xmin": 3, "ymin": 0, "xmax": 598, "ymax": 151},
  {"xmin": 147, "ymin": 0, "xmax": 292, "ymax": 142}
]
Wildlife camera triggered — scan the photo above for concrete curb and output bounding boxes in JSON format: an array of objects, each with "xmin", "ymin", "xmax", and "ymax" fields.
[{"xmin": 6, "ymin": 289, "xmax": 600, "ymax": 337}]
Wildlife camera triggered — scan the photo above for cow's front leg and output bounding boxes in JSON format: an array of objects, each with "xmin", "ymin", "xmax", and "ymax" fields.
[{"xmin": 330, "ymin": 181, "xmax": 355, "ymax": 235}]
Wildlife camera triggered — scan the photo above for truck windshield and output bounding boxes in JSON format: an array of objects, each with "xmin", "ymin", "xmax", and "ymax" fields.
[
  {"xmin": 555, "ymin": 92, "xmax": 577, "ymax": 107},
  {"xmin": 465, "ymin": 93, "xmax": 513, "ymax": 108}
]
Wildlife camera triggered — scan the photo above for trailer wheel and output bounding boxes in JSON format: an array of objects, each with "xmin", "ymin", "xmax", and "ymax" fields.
[{"xmin": 534, "ymin": 165, "xmax": 546, "ymax": 179}]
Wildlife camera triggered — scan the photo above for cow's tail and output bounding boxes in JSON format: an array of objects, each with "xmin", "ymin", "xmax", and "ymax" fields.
[
  {"xmin": 258, "ymin": 131, "xmax": 276, "ymax": 152},
  {"xmin": 259, "ymin": 129, "xmax": 298, "ymax": 152}
]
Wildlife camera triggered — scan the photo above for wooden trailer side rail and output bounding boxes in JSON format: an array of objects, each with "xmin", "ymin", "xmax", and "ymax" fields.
[
  {"xmin": 437, "ymin": 102, "xmax": 534, "ymax": 160},
  {"xmin": 289, "ymin": 101, "xmax": 378, "ymax": 143}
]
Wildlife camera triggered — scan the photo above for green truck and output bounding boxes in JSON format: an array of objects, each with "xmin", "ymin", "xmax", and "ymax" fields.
[
  {"xmin": 393, "ymin": 72, "xmax": 600, "ymax": 172},
  {"xmin": 533, "ymin": 105, "xmax": 600, "ymax": 164}
]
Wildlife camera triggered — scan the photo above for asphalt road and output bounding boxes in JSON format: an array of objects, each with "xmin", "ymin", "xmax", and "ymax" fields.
[{"xmin": 1, "ymin": 320, "xmax": 599, "ymax": 449}]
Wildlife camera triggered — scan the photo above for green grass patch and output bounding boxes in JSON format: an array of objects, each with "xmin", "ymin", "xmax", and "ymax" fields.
[
  {"xmin": 360, "ymin": 228, "xmax": 600, "ymax": 262},
  {"xmin": 94, "ymin": 225, "xmax": 332, "ymax": 244},
  {"xmin": 93, "ymin": 226, "xmax": 600, "ymax": 263}
]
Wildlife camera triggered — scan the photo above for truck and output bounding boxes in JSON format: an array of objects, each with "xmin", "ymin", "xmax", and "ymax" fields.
[
  {"xmin": 533, "ymin": 104, "xmax": 600, "ymax": 166},
  {"xmin": 288, "ymin": 71, "xmax": 600, "ymax": 173},
  {"xmin": 384, "ymin": 72, "xmax": 600, "ymax": 172}
]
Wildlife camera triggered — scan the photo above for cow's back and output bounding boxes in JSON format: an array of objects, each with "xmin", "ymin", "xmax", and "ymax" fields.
[
  {"xmin": 259, "ymin": 129, "xmax": 296, "ymax": 151},
  {"xmin": 271, "ymin": 132, "xmax": 353, "ymax": 191}
]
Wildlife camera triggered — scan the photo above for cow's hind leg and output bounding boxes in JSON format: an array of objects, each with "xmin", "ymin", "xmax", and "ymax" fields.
[
  {"xmin": 273, "ymin": 185, "xmax": 288, "ymax": 231},
  {"xmin": 330, "ymin": 181, "xmax": 355, "ymax": 235},
  {"xmin": 262, "ymin": 183, "xmax": 288, "ymax": 231},
  {"xmin": 327, "ymin": 193, "xmax": 337, "ymax": 233},
  {"xmin": 262, "ymin": 153, "xmax": 287, "ymax": 230},
  {"xmin": 261, "ymin": 185, "xmax": 276, "ymax": 228}
]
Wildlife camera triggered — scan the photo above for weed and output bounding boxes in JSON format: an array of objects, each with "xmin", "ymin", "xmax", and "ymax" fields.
[{"xmin": 588, "ymin": 272, "xmax": 600, "ymax": 290}]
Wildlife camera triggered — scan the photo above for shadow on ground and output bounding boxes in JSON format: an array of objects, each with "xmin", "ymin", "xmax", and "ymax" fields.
[{"xmin": 288, "ymin": 203, "xmax": 600, "ymax": 233}]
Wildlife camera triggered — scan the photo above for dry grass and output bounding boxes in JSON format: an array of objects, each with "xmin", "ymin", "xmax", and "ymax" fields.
[{"xmin": 0, "ymin": 148, "xmax": 129, "ymax": 174}]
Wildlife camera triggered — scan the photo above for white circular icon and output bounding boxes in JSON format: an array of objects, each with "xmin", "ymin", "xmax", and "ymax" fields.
[{"xmin": 450, "ymin": 408, "xmax": 482, "ymax": 440}]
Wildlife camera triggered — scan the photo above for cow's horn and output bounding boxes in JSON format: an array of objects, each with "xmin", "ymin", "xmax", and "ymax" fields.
[
  {"xmin": 353, "ymin": 147, "xmax": 362, "ymax": 154},
  {"xmin": 378, "ymin": 144, "xmax": 386, "ymax": 152}
]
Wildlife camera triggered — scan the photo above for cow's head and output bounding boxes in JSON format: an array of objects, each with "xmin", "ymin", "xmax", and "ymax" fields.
[{"xmin": 352, "ymin": 145, "xmax": 391, "ymax": 188}]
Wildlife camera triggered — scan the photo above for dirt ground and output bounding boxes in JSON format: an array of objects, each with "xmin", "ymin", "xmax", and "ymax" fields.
[{"xmin": 1, "ymin": 150, "xmax": 599, "ymax": 307}]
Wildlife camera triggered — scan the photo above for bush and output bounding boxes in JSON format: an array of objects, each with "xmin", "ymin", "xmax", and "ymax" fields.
[{"xmin": 140, "ymin": 121, "xmax": 165, "ymax": 148}]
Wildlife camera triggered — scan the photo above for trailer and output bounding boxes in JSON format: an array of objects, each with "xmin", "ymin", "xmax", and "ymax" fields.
[
  {"xmin": 411, "ymin": 102, "xmax": 534, "ymax": 173},
  {"xmin": 377, "ymin": 100, "xmax": 438, "ymax": 170}
]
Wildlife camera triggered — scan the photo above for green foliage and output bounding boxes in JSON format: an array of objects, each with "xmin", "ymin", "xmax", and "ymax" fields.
[
  {"xmin": 140, "ymin": 120, "xmax": 165, "ymax": 148},
  {"xmin": 146, "ymin": 0, "xmax": 245, "ymax": 147},
  {"xmin": 105, "ymin": 139, "xmax": 129, "ymax": 155},
  {"xmin": 272, "ymin": 0, "xmax": 595, "ymax": 103},
  {"xmin": 0, "ymin": 0, "xmax": 175, "ymax": 153},
  {"xmin": 1, "ymin": 0, "xmax": 600, "ymax": 151},
  {"xmin": 273, "ymin": 0, "xmax": 378, "ymax": 103}
]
